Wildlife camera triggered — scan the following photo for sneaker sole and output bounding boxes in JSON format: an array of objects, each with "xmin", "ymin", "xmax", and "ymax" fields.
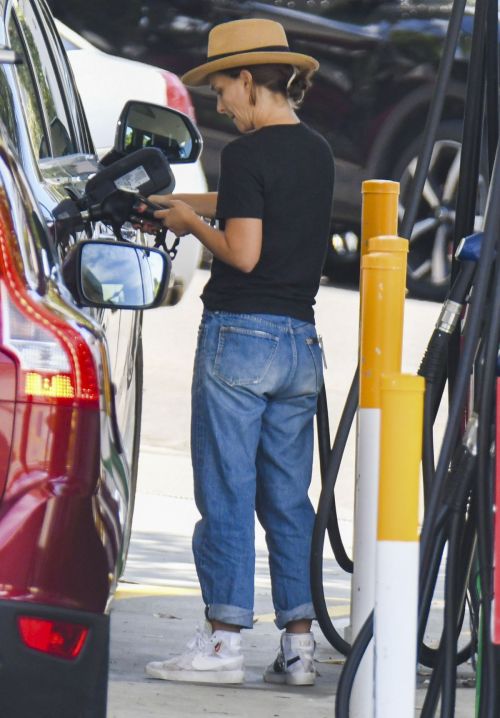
[
  {"xmin": 263, "ymin": 671, "xmax": 287, "ymax": 685},
  {"xmin": 285, "ymin": 672, "xmax": 315, "ymax": 686},
  {"xmin": 263, "ymin": 671, "xmax": 315, "ymax": 686},
  {"xmin": 146, "ymin": 666, "xmax": 245, "ymax": 684}
]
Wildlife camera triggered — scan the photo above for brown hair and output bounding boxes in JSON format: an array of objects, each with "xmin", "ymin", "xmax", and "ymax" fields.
[{"xmin": 220, "ymin": 64, "xmax": 313, "ymax": 108}]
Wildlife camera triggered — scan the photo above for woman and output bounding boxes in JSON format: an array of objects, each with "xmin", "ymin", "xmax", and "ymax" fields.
[{"xmin": 145, "ymin": 17, "xmax": 335, "ymax": 686}]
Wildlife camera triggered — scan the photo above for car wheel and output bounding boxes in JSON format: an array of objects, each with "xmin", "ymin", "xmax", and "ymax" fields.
[{"xmin": 391, "ymin": 121, "xmax": 487, "ymax": 302}]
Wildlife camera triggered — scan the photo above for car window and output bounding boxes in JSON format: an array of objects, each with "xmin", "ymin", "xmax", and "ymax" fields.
[
  {"xmin": 8, "ymin": 14, "xmax": 50, "ymax": 160},
  {"xmin": 8, "ymin": 2, "xmax": 76, "ymax": 158},
  {"xmin": 37, "ymin": 2, "xmax": 93, "ymax": 153}
]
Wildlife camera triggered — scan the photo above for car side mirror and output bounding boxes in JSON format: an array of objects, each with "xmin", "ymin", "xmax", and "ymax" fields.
[
  {"xmin": 62, "ymin": 240, "xmax": 171, "ymax": 310},
  {"xmin": 113, "ymin": 101, "xmax": 203, "ymax": 164}
]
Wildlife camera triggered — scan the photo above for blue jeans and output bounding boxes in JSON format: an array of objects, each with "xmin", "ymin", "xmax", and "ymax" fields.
[{"xmin": 191, "ymin": 310, "xmax": 323, "ymax": 630}]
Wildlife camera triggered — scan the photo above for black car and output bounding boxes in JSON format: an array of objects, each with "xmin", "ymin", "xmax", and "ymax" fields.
[{"xmin": 47, "ymin": 0, "xmax": 481, "ymax": 300}]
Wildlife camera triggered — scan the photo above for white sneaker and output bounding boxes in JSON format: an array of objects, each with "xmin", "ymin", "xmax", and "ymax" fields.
[
  {"xmin": 264, "ymin": 631, "xmax": 316, "ymax": 686},
  {"xmin": 145, "ymin": 623, "xmax": 245, "ymax": 684}
]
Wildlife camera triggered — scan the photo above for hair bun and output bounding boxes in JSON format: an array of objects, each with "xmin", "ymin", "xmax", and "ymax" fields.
[{"xmin": 287, "ymin": 68, "xmax": 312, "ymax": 107}]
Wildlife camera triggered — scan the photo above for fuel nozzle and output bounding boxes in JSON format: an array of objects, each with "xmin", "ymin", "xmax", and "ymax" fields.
[
  {"xmin": 54, "ymin": 146, "xmax": 174, "ymax": 241},
  {"xmin": 52, "ymin": 198, "xmax": 86, "ymax": 234}
]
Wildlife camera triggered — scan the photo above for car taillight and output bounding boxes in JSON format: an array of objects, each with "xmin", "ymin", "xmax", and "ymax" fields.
[
  {"xmin": 17, "ymin": 616, "xmax": 89, "ymax": 660},
  {"xmin": 0, "ymin": 211, "xmax": 99, "ymax": 408},
  {"xmin": 160, "ymin": 69, "xmax": 196, "ymax": 122}
]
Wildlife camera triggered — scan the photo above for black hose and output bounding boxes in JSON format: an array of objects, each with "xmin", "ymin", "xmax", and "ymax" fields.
[
  {"xmin": 418, "ymin": 260, "xmax": 476, "ymax": 505},
  {"xmin": 311, "ymin": 370, "xmax": 358, "ymax": 655},
  {"xmin": 475, "ymin": 251, "xmax": 500, "ymax": 717},
  {"xmin": 316, "ymin": 384, "xmax": 331, "ymax": 480},
  {"xmin": 399, "ymin": 0, "xmax": 468, "ymax": 241},
  {"xmin": 418, "ymin": 446, "xmax": 476, "ymax": 669},
  {"xmin": 447, "ymin": 0, "xmax": 489, "ymax": 401},
  {"xmin": 450, "ymin": 0, "xmax": 488, "ymax": 267},
  {"xmin": 421, "ymin": 384, "xmax": 435, "ymax": 505},
  {"xmin": 334, "ymin": 612, "xmax": 373, "ymax": 718},
  {"xmin": 316, "ymin": 384, "xmax": 354, "ymax": 573},
  {"xmin": 420, "ymin": 503, "xmax": 476, "ymax": 718},
  {"xmin": 476, "ymin": 445, "xmax": 496, "ymax": 718},
  {"xmin": 441, "ymin": 504, "xmax": 468, "ymax": 716},
  {"xmin": 485, "ymin": 0, "xmax": 499, "ymax": 177},
  {"xmin": 421, "ymin": 654, "xmax": 444, "ymax": 718},
  {"xmin": 419, "ymin": 145, "xmax": 500, "ymax": 598}
]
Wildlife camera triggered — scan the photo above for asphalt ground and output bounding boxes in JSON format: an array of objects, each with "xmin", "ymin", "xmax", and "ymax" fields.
[{"xmin": 107, "ymin": 269, "xmax": 476, "ymax": 717}]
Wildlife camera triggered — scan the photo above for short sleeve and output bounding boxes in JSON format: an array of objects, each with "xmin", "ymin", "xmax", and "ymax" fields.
[{"xmin": 216, "ymin": 139, "xmax": 264, "ymax": 220}]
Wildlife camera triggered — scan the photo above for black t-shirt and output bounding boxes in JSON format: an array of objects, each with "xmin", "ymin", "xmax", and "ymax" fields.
[{"xmin": 201, "ymin": 123, "xmax": 335, "ymax": 324}]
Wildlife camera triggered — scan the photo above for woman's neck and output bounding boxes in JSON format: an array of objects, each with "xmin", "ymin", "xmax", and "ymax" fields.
[{"xmin": 251, "ymin": 94, "xmax": 299, "ymax": 129}]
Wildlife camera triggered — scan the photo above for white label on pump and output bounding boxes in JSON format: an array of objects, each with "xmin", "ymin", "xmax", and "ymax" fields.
[{"xmin": 114, "ymin": 165, "xmax": 150, "ymax": 191}]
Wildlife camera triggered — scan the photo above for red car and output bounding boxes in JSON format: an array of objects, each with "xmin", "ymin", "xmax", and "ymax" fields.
[{"xmin": 0, "ymin": 0, "xmax": 202, "ymax": 714}]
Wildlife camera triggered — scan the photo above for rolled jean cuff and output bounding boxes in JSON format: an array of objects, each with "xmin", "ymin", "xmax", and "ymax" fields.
[
  {"xmin": 275, "ymin": 602, "xmax": 316, "ymax": 630},
  {"xmin": 206, "ymin": 603, "xmax": 254, "ymax": 629}
]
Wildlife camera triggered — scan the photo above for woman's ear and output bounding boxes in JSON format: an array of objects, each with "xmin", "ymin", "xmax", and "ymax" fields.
[
  {"xmin": 239, "ymin": 69, "xmax": 257, "ymax": 106},
  {"xmin": 239, "ymin": 69, "xmax": 253, "ymax": 88}
]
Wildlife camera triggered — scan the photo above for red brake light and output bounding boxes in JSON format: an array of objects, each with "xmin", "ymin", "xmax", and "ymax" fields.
[
  {"xmin": 0, "ymin": 206, "xmax": 99, "ymax": 407},
  {"xmin": 17, "ymin": 616, "xmax": 89, "ymax": 659},
  {"xmin": 160, "ymin": 69, "xmax": 197, "ymax": 121}
]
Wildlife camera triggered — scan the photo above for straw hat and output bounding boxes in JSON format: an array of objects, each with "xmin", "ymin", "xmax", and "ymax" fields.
[{"xmin": 181, "ymin": 18, "xmax": 319, "ymax": 87}]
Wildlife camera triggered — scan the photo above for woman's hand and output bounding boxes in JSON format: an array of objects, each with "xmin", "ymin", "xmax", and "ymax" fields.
[
  {"xmin": 148, "ymin": 194, "xmax": 174, "ymax": 208},
  {"xmin": 153, "ymin": 199, "xmax": 197, "ymax": 236},
  {"xmin": 134, "ymin": 196, "xmax": 196, "ymax": 236}
]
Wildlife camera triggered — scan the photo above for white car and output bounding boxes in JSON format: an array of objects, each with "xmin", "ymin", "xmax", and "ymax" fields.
[{"xmin": 56, "ymin": 20, "xmax": 206, "ymax": 303}]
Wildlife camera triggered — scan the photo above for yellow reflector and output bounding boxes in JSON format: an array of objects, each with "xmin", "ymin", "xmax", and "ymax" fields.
[{"xmin": 25, "ymin": 373, "xmax": 75, "ymax": 399}]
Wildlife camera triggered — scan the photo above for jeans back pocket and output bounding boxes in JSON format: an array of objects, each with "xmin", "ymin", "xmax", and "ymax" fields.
[{"xmin": 213, "ymin": 326, "xmax": 279, "ymax": 387}]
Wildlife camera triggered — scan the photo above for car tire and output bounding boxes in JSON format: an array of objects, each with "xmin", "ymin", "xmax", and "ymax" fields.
[{"xmin": 389, "ymin": 120, "xmax": 487, "ymax": 302}]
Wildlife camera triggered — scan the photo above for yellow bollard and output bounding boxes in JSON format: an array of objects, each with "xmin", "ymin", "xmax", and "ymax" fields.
[
  {"xmin": 361, "ymin": 180, "xmax": 400, "ymax": 257},
  {"xmin": 359, "ymin": 250, "xmax": 408, "ymax": 409},
  {"xmin": 367, "ymin": 234, "xmax": 409, "ymax": 298},
  {"xmin": 377, "ymin": 374, "xmax": 424, "ymax": 542},
  {"xmin": 351, "ymin": 246, "xmax": 408, "ymax": 718},
  {"xmin": 367, "ymin": 234, "xmax": 408, "ymax": 258},
  {"xmin": 375, "ymin": 373, "xmax": 424, "ymax": 718}
]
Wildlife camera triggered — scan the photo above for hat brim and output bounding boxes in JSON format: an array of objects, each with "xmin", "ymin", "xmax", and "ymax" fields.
[{"xmin": 181, "ymin": 51, "xmax": 319, "ymax": 87}]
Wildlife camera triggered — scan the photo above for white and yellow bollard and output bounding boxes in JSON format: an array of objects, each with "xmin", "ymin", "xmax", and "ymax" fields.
[
  {"xmin": 375, "ymin": 374, "xmax": 424, "ymax": 718},
  {"xmin": 350, "ymin": 242, "xmax": 408, "ymax": 718}
]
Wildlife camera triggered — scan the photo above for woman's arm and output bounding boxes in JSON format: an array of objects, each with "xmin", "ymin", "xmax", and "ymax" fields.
[
  {"xmin": 149, "ymin": 192, "xmax": 218, "ymax": 218},
  {"xmin": 153, "ymin": 199, "xmax": 262, "ymax": 273}
]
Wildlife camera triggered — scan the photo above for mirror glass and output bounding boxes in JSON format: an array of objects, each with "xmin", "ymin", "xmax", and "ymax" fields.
[
  {"xmin": 117, "ymin": 102, "xmax": 202, "ymax": 164},
  {"xmin": 80, "ymin": 242, "xmax": 167, "ymax": 309}
]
